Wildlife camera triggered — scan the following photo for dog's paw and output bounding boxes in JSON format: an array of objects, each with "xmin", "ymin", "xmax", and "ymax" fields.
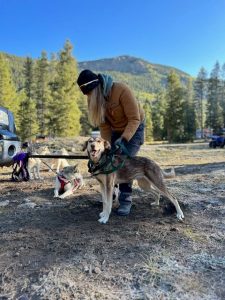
[
  {"xmin": 151, "ymin": 201, "xmax": 159, "ymax": 206},
  {"xmin": 99, "ymin": 211, "xmax": 106, "ymax": 218},
  {"xmin": 98, "ymin": 214, "xmax": 109, "ymax": 224},
  {"xmin": 176, "ymin": 211, "xmax": 184, "ymax": 221},
  {"xmin": 54, "ymin": 190, "xmax": 59, "ymax": 198}
]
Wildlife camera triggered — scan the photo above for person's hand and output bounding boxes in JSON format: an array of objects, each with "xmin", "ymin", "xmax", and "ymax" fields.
[
  {"xmin": 114, "ymin": 137, "xmax": 125, "ymax": 148},
  {"xmin": 114, "ymin": 137, "xmax": 130, "ymax": 156}
]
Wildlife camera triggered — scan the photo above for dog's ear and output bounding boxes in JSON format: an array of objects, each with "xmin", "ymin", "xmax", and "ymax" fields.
[
  {"xmin": 82, "ymin": 140, "xmax": 88, "ymax": 151},
  {"xmin": 104, "ymin": 140, "xmax": 111, "ymax": 150}
]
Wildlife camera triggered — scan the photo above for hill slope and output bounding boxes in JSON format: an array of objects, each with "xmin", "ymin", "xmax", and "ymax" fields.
[
  {"xmin": 1, "ymin": 52, "xmax": 191, "ymax": 100},
  {"xmin": 78, "ymin": 55, "xmax": 191, "ymax": 99}
]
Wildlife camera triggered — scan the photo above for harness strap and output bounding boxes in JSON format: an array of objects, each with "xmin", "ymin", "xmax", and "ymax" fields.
[
  {"xmin": 72, "ymin": 178, "xmax": 82, "ymax": 191},
  {"xmin": 88, "ymin": 145, "xmax": 127, "ymax": 176},
  {"xmin": 58, "ymin": 175, "xmax": 70, "ymax": 190},
  {"xmin": 58, "ymin": 175, "xmax": 82, "ymax": 191},
  {"xmin": 88, "ymin": 153, "xmax": 110, "ymax": 174}
]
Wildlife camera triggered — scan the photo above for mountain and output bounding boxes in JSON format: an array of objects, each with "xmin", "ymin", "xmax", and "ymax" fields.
[
  {"xmin": 1, "ymin": 52, "xmax": 191, "ymax": 101},
  {"xmin": 78, "ymin": 55, "xmax": 189, "ymax": 78},
  {"xmin": 78, "ymin": 55, "xmax": 191, "ymax": 100}
]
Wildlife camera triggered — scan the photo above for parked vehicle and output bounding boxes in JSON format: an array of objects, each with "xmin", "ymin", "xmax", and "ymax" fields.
[
  {"xmin": 209, "ymin": 135, "xmax": 225, "ymax": 148},
  {"xmin": 0, "ymin": 106, "xmax": 21, "ymax": 166}
]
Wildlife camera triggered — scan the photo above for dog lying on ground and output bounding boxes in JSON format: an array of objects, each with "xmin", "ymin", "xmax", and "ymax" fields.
[
  {"xmin": 54, "ymin": 165, "xmax": 84, "ymax": 199},
  {"xmin": 83, "ymin": 137, "xmax": 184, "ymax": 224}
]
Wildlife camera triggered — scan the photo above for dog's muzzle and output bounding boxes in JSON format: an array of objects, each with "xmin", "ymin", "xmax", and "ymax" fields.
[{"xmin": 90, "ymin": 149, "xmax": 100, "ymax": 158}]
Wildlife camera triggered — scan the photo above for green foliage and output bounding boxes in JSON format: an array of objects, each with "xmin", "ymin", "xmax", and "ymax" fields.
[
  {"xmin": 206, "ymin": 62, "xmax": 223, "ymax": 132},
  {"xmin": 220, "ymin": 63, "xmax": 225, "ymax": 127},
  {"xmin": 4, "ymin": 49, "xmax": 225, "ymax": 142},
  {"xmin": 0, "ymin": 52, "xmax": 26, "ymax": 91},
  {"xmin": 143, "ymin": 101, "xmax": 153, "ymax": 142},
  {"xmin": 78, "ymin": 55, "xmax": 191, "ymax": 95},
  {"xmin": 18, "ymin": 97, "xmax": 39, "ymax": 141},
  {"xmin": 18, "ymin": 57, "xmax": 39, "ymax": 140},
  {"xmin": 182, "ymin": 78, "xmax": 196, "ymax": 142},
  {"xmin": 135, "ymin": 91, "xmax": 155, "ymax": 102},
  {"xmin": 0, "ymin": 53, "xmax": 20, "ymax": 121},
  {"xmin": 165, "ymin": 72, "xmax": 185, "ymax": 143},
  {"xmin": 3, "ymin": 52, "xmax": 193, "ymax": 140},
  {"xmin": 152, "ymin": 91, "xmax": 167, "ymax": 140},
  {"xmin": 34, "ymin": 51, "xmax": 52, "ymax": 135},
  {"xmin": 194, "ymin": 67, "xmax": 208, "ymax": 136},
  {"xmin": 77, "ymin": 93, "xmax": 92, "ymax": 136},
  {"xmin": 47, "ymin": 40, "xmax": 81, "ymax": 137}
]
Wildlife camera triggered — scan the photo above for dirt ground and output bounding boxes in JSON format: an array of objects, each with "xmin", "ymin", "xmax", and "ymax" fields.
[{"xmin": 0, "ymin": 140, "xmax": 225, "ymax": 300}]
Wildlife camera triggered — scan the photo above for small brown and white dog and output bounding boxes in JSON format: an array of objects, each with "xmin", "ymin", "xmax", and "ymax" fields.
[
  {"xmin": 54, "ymin": 165, "xmax": 84, "ymax": 199},
  {"xmin": 83, "ymin": 137, "xmax": 184, "ymax": 224}
]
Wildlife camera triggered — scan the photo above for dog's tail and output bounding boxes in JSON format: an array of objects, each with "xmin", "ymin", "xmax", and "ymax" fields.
[{"xmin": 162, "ymin": 167, "xmax": 175, "ymax": 179}]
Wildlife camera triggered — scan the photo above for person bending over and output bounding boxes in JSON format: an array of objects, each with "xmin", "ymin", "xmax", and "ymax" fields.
[{"xmin": 77, "ymin": 69, "xmax": 145, "ymax": 216}]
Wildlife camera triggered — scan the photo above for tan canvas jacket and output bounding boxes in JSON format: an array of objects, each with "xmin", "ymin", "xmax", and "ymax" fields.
[{"xmin": 99, "ymin": 82, "xmax": 145, "ymax": 142}]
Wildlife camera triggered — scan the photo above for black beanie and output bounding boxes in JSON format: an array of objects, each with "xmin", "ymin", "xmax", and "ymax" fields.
[{"xmin": 77, "ymin": 69, "xmax": 100, "ymax": 95}]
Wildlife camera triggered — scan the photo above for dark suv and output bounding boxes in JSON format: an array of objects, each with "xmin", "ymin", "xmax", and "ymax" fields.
[{"xmin": 209, "ymin": 135, "xmax": 225, "ymax": 148}]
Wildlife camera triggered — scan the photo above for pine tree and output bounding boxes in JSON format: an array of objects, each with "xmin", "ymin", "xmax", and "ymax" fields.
[
  {"xmin": 18, "ymin": 57, "xmax": 38, "ymax": 141},
  {"xmin": 143, "ymin": 100, "xmax": 153, "ymax": 142},
  {"xmin": 206, "ymin": 62, "xmax": 223, "ymax": 133},
  {"xmin": 165, "ymin": 71, "xmax": 185, "ymax": 143},
  {"xmin": 77, "ymin": 93, "xmax": 92, "ymax": 136},
  {"xmin": 194, "ymin": 67, "xmax": 208, "ymax": 137},
  {"xmin": 152, "ymin": 91, "xmax": 167, "ymax": 140},
  {"xmin": 48, "ymin": 40, "xmax": 81, "ymax": 137},
  {"xmin": 220, "ymin": 63, "xmax": 225, "ymax": 127},
  {"xmin": 183, "ymin": 78, "xmax": 196, "ymax": 142},
  {"xmin": 34, "ymin": 51, "xmax": 52, "ymax": 135},
  {"xmin": 0, "ymin": 53, "xmax": 19, "ymax": 117}
]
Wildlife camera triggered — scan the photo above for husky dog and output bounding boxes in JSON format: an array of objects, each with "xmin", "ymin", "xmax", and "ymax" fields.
[
  {"xmin": 38, "ymin": 147, "xmax": 70, "ymax": 173},
  {"xmin": 51, "ymin": 148, "xmax": 70, "ymax": 173},
  {"xmin": 28, "ymin": 154, "xmax": 42, "ymax": 180},
  {"xmin": 83, "ymin": 137, "xmax": 184, "ymax": 224},
  {"xmin": 54, "ymin": 165, "xmax": 84, "ymax": 199},
  {"xmin": 112, "ymin": 167, "xmax": 175, "ymax": 207},
  {"xmin": 30, "ymin": 146, "xmax": 70, "ymax": 176},
  {"xmin": 27, "ymin": 146, "xmax": 51, "ymax": 179}
]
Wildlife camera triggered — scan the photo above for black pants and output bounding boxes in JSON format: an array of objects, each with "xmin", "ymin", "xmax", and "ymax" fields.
[{"xmin": 111, "ymin": 121, "xmax": 145, "ymax": 201}]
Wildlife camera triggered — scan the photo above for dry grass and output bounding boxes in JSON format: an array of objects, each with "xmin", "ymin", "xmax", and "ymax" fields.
[{"xmin": 1, "ymin": 138, "xmax": 225, "ymax": 300}]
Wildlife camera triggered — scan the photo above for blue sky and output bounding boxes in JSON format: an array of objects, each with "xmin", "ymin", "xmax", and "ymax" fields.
[{"xmin": 1, "ymin": 0, "xmax": 225, "ymax": 76}]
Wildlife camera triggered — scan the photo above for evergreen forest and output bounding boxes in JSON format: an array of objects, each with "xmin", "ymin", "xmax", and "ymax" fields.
[{"xmin": 1, "ymin": 40, "xmax": 225, "ymax": 143}]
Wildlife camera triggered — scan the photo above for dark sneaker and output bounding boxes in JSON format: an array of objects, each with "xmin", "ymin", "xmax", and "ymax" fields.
[{"xmin": 116, "ymin": 201, "xmax": 132, "ymax": 216}]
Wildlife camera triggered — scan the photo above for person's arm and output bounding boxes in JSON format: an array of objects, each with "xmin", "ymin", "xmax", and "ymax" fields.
[
  {"xmin": 120, "ymin": 86, "xmax": 141, "ymax": 142},
  {"xmin": 99, "ymin": 119, "xmax": 112, "ymax": 143}
]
